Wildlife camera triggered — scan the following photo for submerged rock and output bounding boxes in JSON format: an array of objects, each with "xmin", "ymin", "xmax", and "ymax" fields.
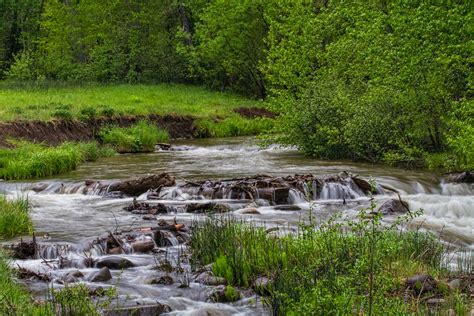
[
  {"xmin": 131, "ymin": 240, "xmax": 155, "ymax": 253},
  {"xmin": 378, "ymin": 199, "xmax": 409, "ymax": 214},
  {"xmin": 102, "ymin": 303, "xmax": 171, "ymax": 316},
  {"xmin": 86, "ymin": 267, "xmax": 112, "ymax": 282},
  {"xmin": 444, "ymin": 171, "xmax": 474, "ymax": 183},
  {"xmin": 150, "ymin": 275, "xmax": 174, "ymax": 285},
  {"xmin": 96, "ymin": 256, "xmax": 135, "ymax": 270},
  {"xmin": 185, "ymin": 202, "xmax": 232, "ymax": 213}
]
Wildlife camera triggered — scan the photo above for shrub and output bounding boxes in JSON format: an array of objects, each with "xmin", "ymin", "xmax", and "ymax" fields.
[
  {"xmin": 79, "ymin": 106, "xmax": 98, "ymax": 121},
  {"xmin": 51, "ymin": 103, "xmax": 73, "ymax": 120}
]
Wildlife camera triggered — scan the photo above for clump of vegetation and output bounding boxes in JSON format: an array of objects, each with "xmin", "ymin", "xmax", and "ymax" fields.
[
  {"xmin": 196, "ymin": 116, "xmax": 273, "ymax": 138},
  {"xmin": 190, "ymin": 207, "xmax": 471, "ymax": 314},
  {"xmin": 0, "ymin": 252, "xmax": 116, "ymax": 315},
  {"xmin": 99, "ymin": 121, "xmax": 169, "ymax": 153},
  {"xmin": 0, "ymin": 141, "xmax": 115, "ymax": 180},
  {"xmin": 51, "ymin": 103, "xmax": 73, "ymax": 120},
  {"xmin": 0, "ymin": 196, "xmax": 32, "ymax": 238}
]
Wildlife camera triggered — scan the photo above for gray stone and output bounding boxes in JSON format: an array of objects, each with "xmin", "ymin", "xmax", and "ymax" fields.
[
  {"xmin": 86, "ymin": 267, "xmax": 112, "ymax": 282},
  {"xmin": 96, "ymin": 256, "xmax": 135, "ymax": 270},
  {"xmin": 103, "ymin": 303, "xmax": 171, "ymax": 316}
]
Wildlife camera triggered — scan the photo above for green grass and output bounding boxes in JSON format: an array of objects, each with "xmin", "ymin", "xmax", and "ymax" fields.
[
  {"xmin": 0, "ymin": 141, "xmax": 115, "ymax": 180},
  {"xmin": 0, "ymin": 196, "xmax": 32, "ymax": 239},
  {"xmin": 0, "ymin": 83, "xmax": 262, "ymax": 121},
  {"xmin": 99, "ymin": 121, "xmax": 169, "ymax": 153},
  {"xmin": 190, "ymin": 212, "xmax": 471, "ymax": 315}
]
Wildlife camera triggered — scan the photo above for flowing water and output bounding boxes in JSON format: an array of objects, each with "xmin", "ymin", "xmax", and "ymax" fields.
[{"xmin": 1, "ymin": 137, "xmax": 473, "ymax": 315}]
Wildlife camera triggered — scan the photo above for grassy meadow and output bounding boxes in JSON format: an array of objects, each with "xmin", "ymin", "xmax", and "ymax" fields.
[{"xmin": 0, "ymin": 83, "xmax": 262, "ymax": 122}]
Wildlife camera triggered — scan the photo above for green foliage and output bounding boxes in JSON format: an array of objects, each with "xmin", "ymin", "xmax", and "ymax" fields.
[
  {"xmin": 265, "ymin": 2, "xmax": 472, "ymax": 169},
  {"xmin": 99, "ymin": 121, "xmax": 169, "ymax": 153},
  {"xmin": 0, "ymin": 196, "xmax": 32, "ymax": 238},
  {"xmin": 0, "ymin": 141, "xmax": 115, "ymax": 180},
  {"xmin": 190, "ymin": 206, "xmax": 454, "ymax": 314},
  {"xmin": 51, "ymin": 103, "xmax": 73, "ymax": 120}
]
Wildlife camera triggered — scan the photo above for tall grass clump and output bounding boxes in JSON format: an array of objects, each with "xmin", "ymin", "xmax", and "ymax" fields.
[
  {"xmin": 190, "ymin": 208, "xmax": 459, "ymax": 314},
  {"xmin": 99, "ymin": 121, "xmax": 169, "ymax": 153},
  {"xmin": 195, "ymin": 116, "xmax": 274, "ymax": 138},
  {"xmin": 0, "ymin": 196, "xmax": 32, "ymax": 238},
  {"xmin": 0, "ymin": 141, "xmax": 115, "ymax": 180}
]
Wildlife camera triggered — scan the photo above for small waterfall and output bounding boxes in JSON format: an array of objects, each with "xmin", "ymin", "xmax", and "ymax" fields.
[
  {"xmin": 440, "ymin": 182, "xmax": 473, "ymax": 196},
  {"xmin": 320, "ymin": 179, "xmax": 363, "ymax": 200}
]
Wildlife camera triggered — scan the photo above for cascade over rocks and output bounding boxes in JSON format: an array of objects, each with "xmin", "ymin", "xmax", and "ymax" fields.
[
  {"xmin": 444, "ymin": 171, "xmax": 474, "ymax": 184},
  {"xmin": 108, "ymin": 173, "xmax": 176, "ymax": 196}
]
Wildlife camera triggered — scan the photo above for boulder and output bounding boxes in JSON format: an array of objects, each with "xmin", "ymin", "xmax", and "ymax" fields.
[
  {"xmin": 86, "ymin": 267, "xmax": 112, "ymax": 282},
  {"xmin": 405, "ymin": 274, "xmax": 437, "ymax": 294},
  {"xmin": 96, "ymin": 256, "xmax": 135, "ymax": 270},
  {"xmin": 351, "ymin": 177, "xmax": 373, "ymax": 194},
  {"xmin": 102, "ymin": 303, "xmax": 172, "ymax": 316},
  {"xmin": 444, "ymin": 171, "xmax": 474, "ymax": 183},
  {"xmin": 253, "ymin": 276, "xmax": 272, "ymax": 295},
  {"xmin": 378, "ymin": 199, "xmax": 409, "ymax": 214},
  {"xmin": 108, "ymin": 173, "xmax": 176, "ymax": 196},
  {"xmin": 195, "ymin": 272, "xmax": 227, "ymax": 286},
  {"xmin": 150, "ymin": 275, "xmax": 174, "ymax": 285},
  {"xmin": 240, "ymin": 208, "xmax": 261, "ymax": 215},
  {"xmin": 208, "ymin": 285, "xmax": 241, "ymax": 303},
  {"xmin": 131, "ymin": 240, "xmax": 155, "ymax": 253}
]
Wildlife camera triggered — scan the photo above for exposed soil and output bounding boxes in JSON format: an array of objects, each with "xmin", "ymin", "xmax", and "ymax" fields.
[
  {"xmin": 234, "ymin": 107, "xmax": 276, "ymax": 119},
  {"xmin": 0, "ymin": 114, "xmax": 196, "ymax": 147}
]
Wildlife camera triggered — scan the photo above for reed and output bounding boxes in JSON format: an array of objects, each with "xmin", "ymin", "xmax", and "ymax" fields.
[{"xmin": 0, "ymin": 196, "xmax": 32, "ymax": 238}]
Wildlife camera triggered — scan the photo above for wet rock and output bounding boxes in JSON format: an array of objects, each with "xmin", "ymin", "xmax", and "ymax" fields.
[
  {"xmin": 448, "ymin": 278, "xmax": 461, "ymax": 290},
  {"xmin": 256, "ymin": 187, "xmax": 289, "ymax": 205},
  {"xmin": 208, "ymin": 285, "xmax": 241, "ymax": 303},
  {"xmin": 61, "ymin": 270, "xmax": 84, "ymax": 283},
  {"xmin": 142, "ymin": 215, "xmax": 156, "ymax": 221},
  {"xmin": 131, "ymin": 240, "xmax": 155, "ymax": 253},
  {"xmin": 351, "ymin": 177, "xmax": 372, "ymax": 193},
  {"xmin": 195, "ymin": 272, "xmax": 227, "ymax": 286},
  {"xmin": 17, "ymin": 267, "xmax": 51, "ymax": 282},
  {"xmin": 103, "ymin": 191, "xmax": 126, "ymax": 199},
  {"xmin": 86, "ymin": 267, "xmax": 112, "ymax": 282},
  {"xmin": 406, "ymin": 274, "xmax": 437, "ymax": 294},
  {"xmin": 108, "ymin": 247, "xmax": 123, "ymax": 255},
  {"xmin": 31, "ymin": 182, "xmax": 48, "ymax": 193},
  {"xmin": 108, "ymin": 173, "xmax": 176, "ymax": 196},
  {"xmin": 426, "ymin": 298, "xmax": 445, "ymax": 305},
  {"xmin": 240, "ymin": 208, "xmax": 261, "ymax": 215},
  {"xmin": 150, "ymin": 275, "xmax": 174, "ymax": 285},
  {"xmin": 96, "ymin": 256, "xmax": 135, "ymax": 270},
  {"xmin": 103, "ymin": 303, "xmax": 172, "ymax": 316},
  {"xmin": 185, "ymin": 202, "xmax": 232, "ymax": 213},
  {"xmin": 156, "ymin": 143, "xmax": 172, "ymax": 151},
  {"xmin": 274, "ymin": 205, "xmax": 301, "ymax": 211},
  {"xmin": 444, "ymin": 171, "xmax": 474, "ymax": 183},
  {"xmin": 253, "ymin": 276, "xmax": 272, "ymax": 295},
  {"xmin": 125, "ymin": 201, "xmax": 168, "ymax": 215},
  {"xmin": 378, "ymin": 199, "xmax": 409, "ymax": 214}
]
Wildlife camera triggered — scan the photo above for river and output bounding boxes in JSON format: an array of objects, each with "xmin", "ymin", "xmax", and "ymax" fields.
[{"xmin": 1, "ymin": 137, "xmax": 473, "ymax": 315}]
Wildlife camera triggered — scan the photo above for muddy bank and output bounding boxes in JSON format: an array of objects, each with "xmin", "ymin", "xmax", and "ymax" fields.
[{"xmin": 0, "ymin": 114, "xmax": 196, "ymax": 146}]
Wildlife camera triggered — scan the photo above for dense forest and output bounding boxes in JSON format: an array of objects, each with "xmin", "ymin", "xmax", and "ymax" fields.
[{"xmin": 1, "ymin": 0, "xmax": 472, "ymax": 170}]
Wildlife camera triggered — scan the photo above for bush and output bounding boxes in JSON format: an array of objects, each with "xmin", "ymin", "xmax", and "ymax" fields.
[
  {"xmin": 79, "ymin": 106, "xmax": 98, "ymax": 121},
  {"xmin": 51, "ymin": 103, "xmax": 73, "ymax": 120},
  {"xmin": 99, "ymin": 121, "xmax": 169, "ymax": 153}
]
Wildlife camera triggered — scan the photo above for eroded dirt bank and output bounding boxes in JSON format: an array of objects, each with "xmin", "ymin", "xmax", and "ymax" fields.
[{"xmin": 0, "ymin": 107, "xmax": 275, "ymax": 146}]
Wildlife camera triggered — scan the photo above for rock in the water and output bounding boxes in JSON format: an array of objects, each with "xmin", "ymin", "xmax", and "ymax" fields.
[
  {"xmin": 195, "ymin": 272, "xmax": 227, "ymax": 286},
  {"xmin": 378, "ymin": 199, "xmax": 409, "ymax": 214},
  {"xmin": 405, "ymin": 274, "xmax": 436, "ymax": 294},
  {"xmin": 96, "ymin": 256, "xmax": 135, "ymax": 270},
  {"xmin": 6, "ymin": 240, "xmax": 36, "ymax": 259},
  {"xmin": 131, "ymin": 240, "xmax": 155, "ymax": 253},
  {"xmin": 444, "ymin": 171, "xmax": 474, "ymax": 183},
  {"xmin": 351, "ymin": 177, "xmax": 372, "ymax": 193},
  {"xmin": 86, "ymin": 267, "xmax": 112, "ymax": 282},
  {"xmin": 150, "ymin": 275, "xmax": 174, "ymax": 285},
  {"xmin": 240, "ymin": 208, "xmax": 261, "ymax": 215},
  {"xmin": 274, "ymin": 205, "xmax": 301, "ymax": 211},
  {"xmin": 108, "ymin": 173, "xmax": 176, "ymax": 196},
  {"xmin": 186, "ymin": 202, "xmax": 232, "ymax": 213},
  {"xmin": 142, "ymin": 215, "xmax": 156, "ymax": 221},
  {"xmin": 208, "ymin": 285, "xmax": 241, "ymax": 303},
  {"xmin": 102, "ymin": 303, "xmax": 172, "ymax": 316}
]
